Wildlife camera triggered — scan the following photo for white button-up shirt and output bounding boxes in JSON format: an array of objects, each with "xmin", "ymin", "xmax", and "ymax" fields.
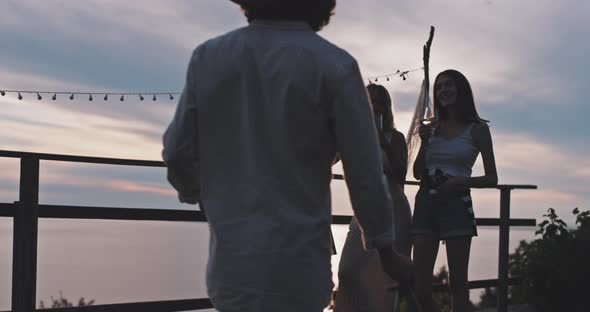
[{"xmin": 163, "ymin": 20, "xmax": 394, "ymax": 312}]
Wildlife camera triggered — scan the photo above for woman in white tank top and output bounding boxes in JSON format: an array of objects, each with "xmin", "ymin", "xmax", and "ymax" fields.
[{"xmin": 412, "ymin": 70, "xmax": 498, "ymax": 312}]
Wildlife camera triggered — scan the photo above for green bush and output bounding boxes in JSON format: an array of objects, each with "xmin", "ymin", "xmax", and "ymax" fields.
[
  {"xmin": 479, "ymin": 208, "xmax": 590, "ymax": 311},
  {"xmin": 39, "ymin": 291, "xmax": 95, "ymax": 308}
]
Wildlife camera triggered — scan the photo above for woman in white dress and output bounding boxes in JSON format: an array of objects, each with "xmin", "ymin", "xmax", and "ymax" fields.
[{"xmin": 335, "ymin": 84, "xmax": 413, "ymax": 312}]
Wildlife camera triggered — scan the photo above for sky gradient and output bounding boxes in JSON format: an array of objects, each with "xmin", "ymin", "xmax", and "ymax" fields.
[
  {"xmin": 1, "ymin": 0, "xmax": 589, "ymax": 308},
  {"xmin": 1, "ymin": 0, "xmax": 587, "ymax": 223}
]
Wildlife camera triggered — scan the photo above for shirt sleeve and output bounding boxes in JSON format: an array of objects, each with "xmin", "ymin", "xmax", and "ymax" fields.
[
  {"xmin": 330, "ymin": 59, "xmax": 395, "ymax": 250},
  {"xmin": 162, "ymin": 51, "xmax": 200, "ymax": 204}
]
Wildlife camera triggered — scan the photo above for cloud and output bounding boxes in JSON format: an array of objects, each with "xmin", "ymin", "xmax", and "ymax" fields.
[
  {"xmin": 0, "ymin": 0, "xmax": 588, "ymax": 220},
  {"xmin": 107, "ymin": 180, "xmax": 176, "ymax": 197}
]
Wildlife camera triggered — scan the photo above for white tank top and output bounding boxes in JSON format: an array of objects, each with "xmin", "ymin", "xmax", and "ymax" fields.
[{"xmin": 425, "ymin": 123, "xmax": 479, "ymax": 177}]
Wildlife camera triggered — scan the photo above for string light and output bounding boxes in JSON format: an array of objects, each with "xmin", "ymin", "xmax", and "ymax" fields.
[{"xmin": 0, "ymin": 67, "xmax": 422, "ymax": 103}]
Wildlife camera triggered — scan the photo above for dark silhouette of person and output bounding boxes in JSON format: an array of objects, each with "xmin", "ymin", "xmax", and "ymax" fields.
[{"xmin": 163, "ymin": 1, "xmax": 412, "ymax": 311}]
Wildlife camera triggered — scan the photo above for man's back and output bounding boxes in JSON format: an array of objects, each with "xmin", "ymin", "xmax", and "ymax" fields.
[{"xmin": 164, "ymin": 20, "xmax": 394, "ymax": 312}]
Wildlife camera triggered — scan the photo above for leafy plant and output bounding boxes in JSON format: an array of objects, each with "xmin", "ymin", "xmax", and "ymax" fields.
[
  {"xmin": 39, "ymin": 291, "xmax": 95, "ymax": 308},
  {"xmin": 478, "ymin": 208, "xmax": 590, "ymax": 312}
]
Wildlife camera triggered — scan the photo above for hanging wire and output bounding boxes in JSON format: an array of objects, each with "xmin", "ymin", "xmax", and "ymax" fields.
[
  {"xmin": 364, "ymin": 67, "xmax": 423, "ymax": 84},
  {"xmin": 0, "ymin": 90, "xmax": 183, "ymax": 102},
  {"xmin": 0, "ymin": 67, "xmax": 423, "ymax": 103}
]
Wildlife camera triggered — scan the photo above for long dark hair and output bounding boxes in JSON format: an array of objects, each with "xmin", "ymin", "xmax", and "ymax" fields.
[
  {"xmin": 433, "ymin": 69, "xmax": 483, "ymax": 122},
  {"xmin": 367, "ymin": 84, "xmax": 395, "ymax": 132},
  {"xmin": 240, "ymin": 0, "xmax": 336, "ymax": 32}
]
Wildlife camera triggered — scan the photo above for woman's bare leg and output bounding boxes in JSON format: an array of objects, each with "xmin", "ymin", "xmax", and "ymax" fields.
[
  {"xmin": 445, "ymin": 237, "xmax": 472, "ymax": 312},
  {"xmin": 413, "ymin": 237, "xmax": 441, "ymax": 312}
]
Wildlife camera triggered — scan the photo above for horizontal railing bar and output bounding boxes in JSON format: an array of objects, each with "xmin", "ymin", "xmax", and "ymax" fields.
[
  {"xmin": 477, "ymin": 218, "xmax": 536, "ymax": 226},
  {"xmin": 1, "ymin": 151, "xmax": 537, "ymax": 190},
  {"xmin": 0, "ymin": 203, "xmax": 536, "ymax": 226},
  {"xmin": 333, "ymin": 175, "xmax": 536, "ymax": 190},
  {"xmin": 37, "ymin": 204, "xmax": 206, "ymax": 222},
  {"xmin": 0, "ymin": 202, "xmax": 15, "ymax": 217},
  {"xmin": 0, "ymin": 278, "xmax": 522, "ymax": 312},
  {"xmin": 0, "ymin": 298, "xmax": 212, "ymax": 312},
  {"xmin": 332, "ymin": 215, "xmax": 536, "ymax": 227},
  {"xmin": 0, "ymin": 150, "xmax": 165, "ymax": 167},
  {"xmin": 497, "ymin": 184, "xmax": 538, "ymax": 190},
  {"xmin": 432, "ymin": 277, "xmax": 522, "ymax": 291}
]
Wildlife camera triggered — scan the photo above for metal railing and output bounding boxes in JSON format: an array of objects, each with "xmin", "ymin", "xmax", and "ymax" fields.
[{"xmin": 0, "ymin": 150, "xmax": 537, "ymax": 312}]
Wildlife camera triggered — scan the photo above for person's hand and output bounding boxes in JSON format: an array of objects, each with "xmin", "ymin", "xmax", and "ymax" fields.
[
  {"xmin": 438, "ymin": 176, "xmax": 470, "ymax": 194},
  {"xmin": 378, "ymin": 247, "xmax": 415, "ymax": 284},
  {"xmin": 418, "ymin": 122, "xmax": 435, "ymax": 142}
]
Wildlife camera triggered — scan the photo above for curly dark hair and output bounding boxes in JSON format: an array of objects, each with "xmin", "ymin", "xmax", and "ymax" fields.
[{"xmin": 238, "ymin": 0, "xmax": 336, "ymax": 32}]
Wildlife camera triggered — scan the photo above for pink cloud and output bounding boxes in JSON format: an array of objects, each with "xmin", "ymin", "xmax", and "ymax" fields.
[{"xmin": 107, "ymin": 180, "xmax": 175, "ymax": 197}]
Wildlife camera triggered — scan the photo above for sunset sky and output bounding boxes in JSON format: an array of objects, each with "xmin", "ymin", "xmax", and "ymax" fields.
[{"xmin": 1, "ymin": 0, "xmax": 588, "ymax": 224}]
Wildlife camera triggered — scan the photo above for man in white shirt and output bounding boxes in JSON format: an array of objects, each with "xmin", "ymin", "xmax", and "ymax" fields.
[{"xmin": 163, "ymin": 0, "xmax": 411, "ymax": 311}]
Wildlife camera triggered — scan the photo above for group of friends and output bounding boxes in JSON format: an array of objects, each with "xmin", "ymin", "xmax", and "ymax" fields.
[{"xmin": 162, "ymin": 1, "xmax": 498, "ymax": 311}]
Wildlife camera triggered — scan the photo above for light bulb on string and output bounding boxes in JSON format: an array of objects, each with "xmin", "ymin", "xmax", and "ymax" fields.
[
  {"xmin": 169, "ymin": 93, "xmax": 174, "ymax": 100},
  {"xmin": 1, "ymin": 91, "xmax": 5, "ymax": 96},
  {"xmin": 104, "ymin": 94, "xmax": 109, "ymax": 101},
  {"xmin": 120, "ymin": 95, "xmax": 125, "ymax": 102},
  {"xmin": 70, "ymin": 94, "xmax": 75, "ymax": 100},
  {"xmin": 89, "ymin": 94, "xmax": 93, "ymax": 101},
  {"xmin": 18, "ymin": 92, "xmax": 23, "ymax": 100},
  {"xmin": 387, "ymin": 76, "xmax": 390, "ymax": 81},
  {"xmin": 52, "ymin": 93, "xmax": 57, "ymax": 101},
  {"xmin": 153, "ymin": 94, "xmax": 157, "ymax": 101},
  {"xmin": 37, "ymin": 93, "xmax": 42, "ymax": 100},
  {"xmin": 139, "ymin": 94, "xmax": 144, "ymax": 101}
]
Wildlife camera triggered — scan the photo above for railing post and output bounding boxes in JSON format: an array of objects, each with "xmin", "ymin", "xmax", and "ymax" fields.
[
  {"xmin": 497, "ymin": 187, "xmax": 511, "ymax": 312},
  {"xmin": 12, "ymin": 157, "xmax": 40, "ymax": 312}
]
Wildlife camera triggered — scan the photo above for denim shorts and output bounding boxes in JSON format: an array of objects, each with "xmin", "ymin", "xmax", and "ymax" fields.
[{"xmin": 412, "ymin": 184, "xmax": 478, "ymax": 240}]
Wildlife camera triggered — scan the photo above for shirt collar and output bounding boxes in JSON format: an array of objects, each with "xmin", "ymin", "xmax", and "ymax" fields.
[{"xmin": 250, "ymin": 20, "xmax": 312, "ymax": 31}]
